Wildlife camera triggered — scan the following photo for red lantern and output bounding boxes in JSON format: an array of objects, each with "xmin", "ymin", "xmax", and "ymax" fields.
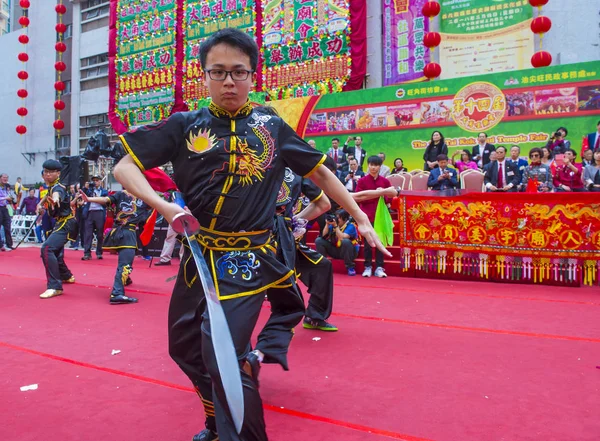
[
  {"xmin": 17, "ymin": 71, "xmax": 29, "ymax": 80},
  {"xmin": 423, "ymin": 32, "xmax": 442, "ymax": 48},
  {"xmin": 17, "ymin": 89, "xmax": 28, "ymax": 98},
  {"xmin": 55, "ymin": 42, "xmax": 67, "ymax": 53},
  {"xmin": 55, "ymin": 61, "xmax": 67, "ymax": 72},
  {"xmin": 423, "ymin": 62, "xmax": 442, "ymax": 79},
  {"xmin": 54, "ymin": 100, "xmax": 66, "ymax": 111},
  {"xmin": 531, "ymin": 51, "xmax": 552, "ymax": 68},
  {"xmin": 18, "ymin": 34, "xmax": 29, "ymax": 44},
  {"xmin": 530, "ymin": 16, "xmax": 552, "ymax": 34},
  {"xmin": 55, "ymin": 4, "xmax": 67, "ymax": 14},
  {"xmin": 529, "ymin": 0, "xmax": 549, "ymax": 6},
  {"xmin": 55, "ymin": 23, "xmax": 67, "ymax": 33},
  {"xmin": 422, "ymin": 1, "xmax": 441, "ymax": 18},
  {"xmin": 16, "ymin": 125, "xmax": 27, "ymax": 135},
  {"xmin": 18, "ymin": 52, "xmax": 28, "ymax": 62},
  {"xmin": 17, "ymin": 107, "xmax": 28, "ymax": 117},
  {"xmin": 19, "ymin": 0, "xmax": 30, "ymax": 8},
  {"xmin": 54, "ymin": 81, "xmax": 66, "ymax": 91},
  {"xmin": 53, "ymin": 120, "xmax": 65, "ymax": 130},
  {"xmin": 19, "ymin": 16, "xmax": 30, "ymax": 27}
]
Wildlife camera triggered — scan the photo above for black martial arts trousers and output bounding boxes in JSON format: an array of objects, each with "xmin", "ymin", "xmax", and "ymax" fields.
[
  {"xmin": 83, "ymin": 209, "xmax": 105, "ymax": 256},
  {"xmin": 295, "ymin": 242, "xmax": 334, "ymax": 321},
  {"xmin": 168, "ymin": 244, "xmax": 305, "ymax": 441},
  {"xmin": 41, "ymin": 218, "xmax": 77, "ymax": 290},
  {"xmin": 111, "ymin": 248, "xmax": 135, "ymax": 296}
]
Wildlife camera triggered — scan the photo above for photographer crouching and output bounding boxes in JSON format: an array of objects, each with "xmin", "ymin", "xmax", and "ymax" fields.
[{"xmin": 315, "ymin": 209, "xmax": 360, "ymax": 276}]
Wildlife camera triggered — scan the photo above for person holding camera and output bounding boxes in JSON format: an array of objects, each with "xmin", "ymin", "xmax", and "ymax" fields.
[
  {"xmin": 315, "ymin": 210, "xmax": 360, "ymax": 276},
  {"xmin": 545, "ymin": 127, "xmax": 571, "ymax": 155},
  {"xmin": 427, "ymin": 154, "xmax": 459, "ymax": 191},
  {"xmin": 82, "ymin": 175, "xmax": 108, "ymax": 260},
  {"xmin": 553, "ymin": 148, "xmax": 584, "ymax": 192},
  {"xmin": 341, "ymin": 158, "xmax": 364, "ymax": 192}
]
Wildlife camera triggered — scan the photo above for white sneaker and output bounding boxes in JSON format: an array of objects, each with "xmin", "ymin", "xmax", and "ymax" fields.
[
  {"xmin": 374, "ymin": 267, "xmax": 387, "ymax": 278},
  {"xmin": 362, "ymin": 266, "xmax": 372, "ymax": 277}
]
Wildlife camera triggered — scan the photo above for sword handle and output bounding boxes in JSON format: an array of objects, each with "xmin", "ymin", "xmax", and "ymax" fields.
[{"xmin": 171, "ymin": 212, "xmax": 200, "ymax": 236}]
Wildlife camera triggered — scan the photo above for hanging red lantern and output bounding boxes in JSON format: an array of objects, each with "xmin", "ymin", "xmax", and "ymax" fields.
[
  {"xmin": 529, "ymin": 0, "xmax": 549, "ymax": 6},
  {"xmin": 18, "ymin": 52, "xmax": 29, "ymax": 62},
  {"xmin": 54, "ymin": 100, "xmax": 66, "ymax": 110},
  {"xmin": 55, "ymin": 23, "xmax": 67, "ymax": 33},
  {"xmin": 53, "ymin": 120, "xmax": 65, "ymax": 130},
  {"xmin": 531, "ymin": 51, "xmax": 552, "ymax": 68},
  {"xmin": 423, "ymin": 32, "xmax": 442, "ymax": 48},
  {"xmin": 19, "ymin": 0, "xmax": 30, "ymax": 8},
  {"xmin": 17, "ymin": 71, "xmax": 29, "ymax": 80},
  {"xmin": 17, "ymin": 89, "xmax": 28, "ymax": 98},
  {"xmin": 54, "ymin": 81, "xmax": 66, "ymax": 91},
  {"xmin": 423, "ymin": 62, "xmax": 442, "ymax": 79},
  {"xmin": 17, "ymin": 107, "xmax": 28, "ymax": 117},
  {"xmin": 55, "ymin": 61, "xmax": 67, "ymax": 72},
  {"xmin": 16, "ymin": 125, "xmax": 27, "ymax": 135},
  {"xmin": 19, "ymin": 16, "xmax": 30, "ymax": 27},
  {"xmin": 422, "ymin": 1, "xmax": 441, "ymax": 18},
  {"xmin": 55, "ymin": 42, "xmax": 67, "ymax": 53},
  {"xmin": 530, "ymin": 16, "xmax": 552, "ymax": 34},
  {"xmin": 55, "ymin": 4, "xmax": 67, "ymax": 14},
  {"xmin": 18, "ymin": 34, "xmax": 29, "ymax": 44}
]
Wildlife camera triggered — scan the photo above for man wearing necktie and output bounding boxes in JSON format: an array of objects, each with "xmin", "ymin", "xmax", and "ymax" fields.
[
  {"xmin": 327, "ymin": 137, "xmax": 347, "ymax": 178},
  {"xmin": 484, "ymin": 146, "xmax": 520, "ymax": 192}
]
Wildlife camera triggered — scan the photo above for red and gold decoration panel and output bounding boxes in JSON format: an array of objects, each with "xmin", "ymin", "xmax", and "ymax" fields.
[
  {"xmin": 261, "ymin": 0, "xmax": 351, "ymax": 100},
  {"xmin": 54, "ymin": 0, "xmax": 67, "ymax": 134},
  {"xmin": 109, "ymin": 0, "xmax": 178, "ymax": 132},
  {"xmin": 182, "ymin": 0, "xmax": 256, "ymax": 108},
  {"xmin": 16, "ymin": 0, "xmax": 30, "ymax": 135},
  {"xmin": 396, "ymin": 192, "xmax": 600, "ymax": 286}
]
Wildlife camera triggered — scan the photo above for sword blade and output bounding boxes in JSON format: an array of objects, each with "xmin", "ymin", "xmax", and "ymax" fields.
[{"xmin": 184, "ymin": 231, "xmax": 245, "ymax": 434}]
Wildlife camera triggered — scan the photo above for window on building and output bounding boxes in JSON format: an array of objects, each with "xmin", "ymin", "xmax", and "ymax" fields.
[
  {"xmin": 82, "ymin": 0, "xmax": 109, "ymax": 9},
  {"xmin": 81, "ymin": 53, "xmax": 109, "ymax": 80},
  {"xmin": 81, "ymin": 0, "xmax": 109, "ymax": 22},
  {"xmin": 63, "ymin": 24, "xmax": 73, "ymax": 39},
  {"xmin": 62, "ymin": 80, "xmax": 72, "ymax": 95},
  {"xmin": 55, "ymin": 135, "xmax": 71, "ymax": 156},
  {"xmin": 79, "ymin": 113, "xmax": 117, "ymax": 154}
]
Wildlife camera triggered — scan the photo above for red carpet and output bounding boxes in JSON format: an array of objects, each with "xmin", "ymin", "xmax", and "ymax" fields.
[{"xmin": 1, "ymin": 247, "xmax": 600, "ymax": 441}]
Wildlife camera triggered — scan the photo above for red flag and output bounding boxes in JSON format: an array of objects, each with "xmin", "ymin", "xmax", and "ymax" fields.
[
  {"xmin": 143, "ymin": 168, "xmax": 178, "ymax": 193},
  {"xmin": 139, "ymin": 209, "xmax": 157, "ymax": 246}
]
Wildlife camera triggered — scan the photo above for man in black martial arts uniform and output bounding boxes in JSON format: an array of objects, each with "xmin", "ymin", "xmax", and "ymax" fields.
[
  {"xmin": 113, "ymin": 28, "xmax": 389, "ymax": 441},
  {"xmin": 79, "ymin": 190, "xmax": 151, "ymax": 304},
  {"xmin": 37, "ymin": 160, "xmax": 78, "ymax": 299}
]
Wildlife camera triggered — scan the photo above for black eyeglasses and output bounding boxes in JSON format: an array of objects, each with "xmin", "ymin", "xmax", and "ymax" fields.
[{"xmin": 204, "ymin": 69, "xmax": 254, "ymax": 81}]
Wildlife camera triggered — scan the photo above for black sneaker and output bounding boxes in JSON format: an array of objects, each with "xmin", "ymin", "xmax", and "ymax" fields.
[
  {"xmin": 244, "ymin": 351, "xmax": 261, "ymax": 386},
  {"xmin": 125, "ymin": 277, "xmax": 133, "ymax": 286},
  {"xmin": 154, "ymin": 260, "xmax": 171, "ymax": 266},
  {"xmin": 97, "ymin": 255, "xmax": 103, "ymax": 260},
  {"xmin": 302, "ymin": 317, "xmax": 338, "ymax": 332},
  {"xmin": 110, "ymin": 294, "xmax": 138, "ymax": 304},
  {"xmin": 82, "ymin": 255, "xmax": 92, "ymax": 261},
  {"xmin": 192, "ymin": 429, "xmax": 218, "ymax": 441}
]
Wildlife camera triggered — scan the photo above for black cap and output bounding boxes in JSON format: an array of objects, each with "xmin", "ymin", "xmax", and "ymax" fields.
[
  {"xmin": 42, "ymin": 159, "xmax": 62, "ymax": 171},
  {"xmin": 91, "ymin": 175, "xmax": 101, "ymax": 180}
]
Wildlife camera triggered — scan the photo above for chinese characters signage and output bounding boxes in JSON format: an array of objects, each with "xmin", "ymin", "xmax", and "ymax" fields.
[
  {"xmin": 261, "ymin": 0, "xmax": 352, "ymax": 99},
  {"xmin": 382, "ymin": 0, "xmax": 429, "ymax": 86},
  {"xmin": 450, "ymin": 81, "xmax": 506, "ymax": 132},
  {"xmin": 439, "ymin": 0, "xmax": 534, "ymax": 80}
]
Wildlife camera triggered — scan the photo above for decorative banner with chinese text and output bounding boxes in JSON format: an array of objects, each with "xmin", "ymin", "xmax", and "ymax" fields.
[
  {"xmin": 382, "ymin": 0, "xmax": 429, "ymax": 86},
  {"xmin": 439, "ymin": 0, "xmax": 534, "ymax": 80}
]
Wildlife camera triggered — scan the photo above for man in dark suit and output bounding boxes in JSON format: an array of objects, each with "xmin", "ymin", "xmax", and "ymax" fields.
[
  {"xmin": 343, "ymin": 135, "xmax": 367, "ymax": 171},
  {"xmin": 82, "ymin": 176, "xmax": 108, "ymax": 260},
  {"xmin": 472, "ymin": 132, "xmax": 496, "ymax": 168},
  {"xmin": 427, "ymin": 154, "xmax": 458, "ymax": 190},
  {"xmin": 484, "ymin": 146, "xmax": 520, "ymax": 192},
  {"xmin": 326, "ymin": 137, "xmax": 347, "ymax": 178},
  {"xmin": 340, "ymin": 158, "xmax": 365, "ymax": 192},
  {"xmin": 586, "ymin": 120, "xmax": 600, "ymax": 152}
]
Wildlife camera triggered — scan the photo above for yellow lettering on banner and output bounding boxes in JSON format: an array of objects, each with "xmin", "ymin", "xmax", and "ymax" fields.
[
  {"xmin": 536, "ymin": 74, "xmax": 544, "ymax": 82},
  {"xmin": 560, "ymin": 230, "xmax": 583, "ymax": 250},
  {"xmin": 529, "ymin": 75, "xmax": 537, "ymax": 83},
  {"xmin": 569, "ymin": 71, "xmax": 577, "ymax": 79},
  {"xmin": 544, "ymin": 74, "xmax": 552, "ymax": 81},
  {"xmin": 527, "ymin": 229, "xmax": 548, "ymax": 248},
  {"xmin": 578, "ymin": 70, "xmax": 587, "ymax": 78},
  {"xmin": 414, "ymin": 224, "xmax": 431, "ymax": 240}
]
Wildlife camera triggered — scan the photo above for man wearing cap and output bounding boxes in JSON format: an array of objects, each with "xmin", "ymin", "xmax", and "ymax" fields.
[
  {"xmin": 82, "ymin": 175, "xmax": 108, "ymax": 260},
  {"xmin": 37, "ymin": 160, "xmax": 79, "ymax": 299}
]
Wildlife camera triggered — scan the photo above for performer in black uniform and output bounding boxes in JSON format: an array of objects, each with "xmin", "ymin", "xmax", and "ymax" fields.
[
  {"xmin": 79, "ymin": 190, "xmax": 151, "ymax": 304},
  {"xmin": 275, "ymin": 167, "xmax": 337, "ymax": 331},
  {"xmin": 114, "ymin": 28, "xmax": 389, "ymax": 441},
  {"xmin": 37, "ymin": 160, "xmax": 78, "ymax": 299}
]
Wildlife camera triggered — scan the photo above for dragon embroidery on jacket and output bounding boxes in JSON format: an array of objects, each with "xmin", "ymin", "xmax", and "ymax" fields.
[{"xmin": 217, "ymin": 251, "xmax": 261, "ymax": 281}]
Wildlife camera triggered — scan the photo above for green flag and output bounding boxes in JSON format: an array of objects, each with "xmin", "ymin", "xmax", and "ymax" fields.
[{"xmin": 373, "ymin": 197, "xmax": 394, "ymax": 247}]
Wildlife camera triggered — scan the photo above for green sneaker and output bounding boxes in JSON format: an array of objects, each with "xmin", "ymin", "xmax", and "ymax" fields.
[{"xmin": 303, "ymin": 317, "xmax": 338, "ymax": 332}]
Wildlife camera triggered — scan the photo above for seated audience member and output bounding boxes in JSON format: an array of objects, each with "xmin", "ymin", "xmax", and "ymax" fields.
[
  {"xmin": 21, "ymin": 189, "xmax": 39, "ymax": 215},
  {"xmin": 391, "ymin": 157, "xmax": 408, "ymax": 174},
  {"xmin": 341, "ymin": 158, "xmax": 365, "ymax": 192},
  {"xmin": 553, "ymin": 148, "xmax": 584, "ymax": 192},
  {"xmin": 545, "ymin": 126, "xmax": 571, "ymax": 154},
  {"xmin": 521, "ymin": 147, "xmax": 553, "ymax": 192},
  {"xmin": 483, "ymin": 151, "xmax": 498, "ymax": 171},
  {"xmin": 315, "ymin": 209, "xmax": 360, "ymax": 276},
  {"xmin": 582, "ymin": 148, "xmax": 594, "ymax": 167},
  {"xmin": 507, "ymin": 145, "xmax": 529, "ymax": 175},
  {"xmin": 427, "ymin": 154, "xmax": 459, "ymax": 190},
  {"xmin": 450, "ymin": 150, "xmax": 478, "ymax": 173},
  {"xmin": 378, "ymin": 152, "xmax": 391, "ymax": 177},
  {"xmin": 484, "ymin": 146, "xmax": 520, "ymax": 192},
  {"xmin": 584, "ymin": 148, "xmax": 600, "ymax": 192}
]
